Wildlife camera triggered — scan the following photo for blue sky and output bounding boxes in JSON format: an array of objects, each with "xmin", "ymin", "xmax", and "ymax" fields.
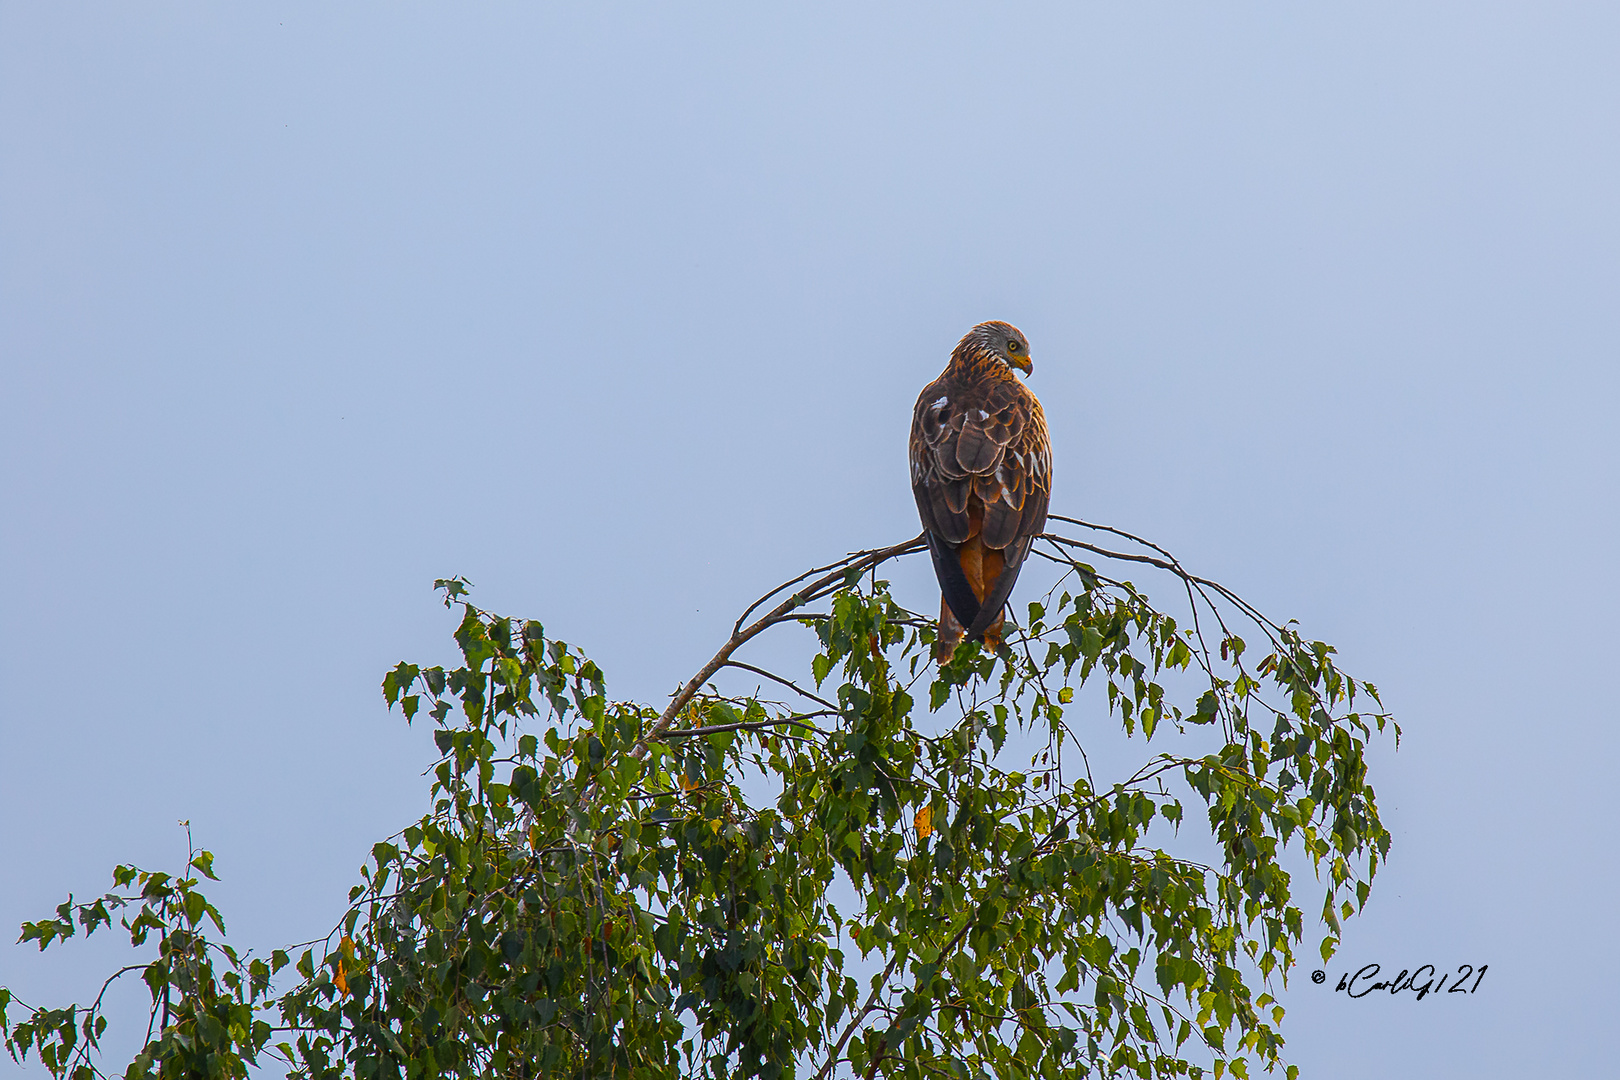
[{"xmin": 3, "ymin": 4, "xmax": 1617, "ymax": 1076}]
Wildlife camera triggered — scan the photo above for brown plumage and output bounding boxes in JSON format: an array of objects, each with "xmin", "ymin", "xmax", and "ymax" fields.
[{"xmin": 909, "ymin": 321, "xmax": 1051, "ymax": 661}]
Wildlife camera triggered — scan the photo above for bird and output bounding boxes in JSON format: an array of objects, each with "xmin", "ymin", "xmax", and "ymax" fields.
[{"xmin": 909, "ymin": 321, "xmax": 1052, "ymax": 662}]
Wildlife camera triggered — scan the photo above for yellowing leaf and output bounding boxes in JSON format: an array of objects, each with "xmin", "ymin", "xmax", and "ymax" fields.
[
  {"xmin": 334, "ymin": 937, "xmax": 356, "ymax": 996},
  {"xmin": 914, "ymin": 805, "xmax": 933, "ymax": 839},
  {"xmin": 680, "ymin": 775, "xmax": 698, "ymax": 792}
]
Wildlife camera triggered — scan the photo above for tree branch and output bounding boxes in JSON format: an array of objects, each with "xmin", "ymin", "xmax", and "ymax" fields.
[
  {"xmin": 722, "ymin": 660, "xmax": 842, "ymax": 712},
  {"xmin": 657, "ymin": 712, "xmax": 835, "ymax": 739},
  {"xmin": 633, "ymin": 535, "xmax": 925, "ymax": 758}
]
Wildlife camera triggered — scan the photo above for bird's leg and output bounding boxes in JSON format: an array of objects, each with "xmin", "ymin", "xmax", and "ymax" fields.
[
  {"xmin": 980, "ymin": 611, "xmax": 1006, "ymax": 651},
  {"xmin": 936, "ymin": 595, "xmax": 965, "ymax": 663}
]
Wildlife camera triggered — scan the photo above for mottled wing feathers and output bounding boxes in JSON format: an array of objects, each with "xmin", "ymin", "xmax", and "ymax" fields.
[
  {"xmin": 910, "ymin": 371, "xmax": 1050, "ymax": 552},
  {"xmin": 978, "ymin": 412, "xmax": 1051, "ymax": 551},
  {"xmin": 911, "ymin": 389, "xmax": 971, "ymax": 541},
  {"xmin": 912, "ymin": 379, "xmax": 1047, "ymax": 535}
]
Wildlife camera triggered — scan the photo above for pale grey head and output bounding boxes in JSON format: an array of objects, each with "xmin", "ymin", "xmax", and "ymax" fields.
[{"xmin": 959, "ymin": 320, "xmax": 1033, "ymax": 374}]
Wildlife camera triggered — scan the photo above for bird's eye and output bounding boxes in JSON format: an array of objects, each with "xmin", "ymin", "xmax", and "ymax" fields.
[{"xmin": 1008, "ymin": 341, "xmax": 1021, "ymax": 352}]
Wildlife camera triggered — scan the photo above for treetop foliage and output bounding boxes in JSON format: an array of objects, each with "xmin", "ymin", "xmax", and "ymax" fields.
[{"xmin": 4, "ymin": 519, "xmax": 1394, "ymax": 1079}]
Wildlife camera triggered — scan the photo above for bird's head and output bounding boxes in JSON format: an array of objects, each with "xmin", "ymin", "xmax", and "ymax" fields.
[{"xmin": 962, "ymin": 320, "xmax": 1033, "ymax": 375}]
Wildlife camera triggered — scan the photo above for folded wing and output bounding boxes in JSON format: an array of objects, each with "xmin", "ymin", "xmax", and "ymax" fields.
[{"xmin": 910, "ymin": 372, "xmax": 1051, "ymax": 642}]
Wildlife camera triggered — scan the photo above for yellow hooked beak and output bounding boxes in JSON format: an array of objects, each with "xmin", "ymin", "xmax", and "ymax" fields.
[{"xmin": 1009, "ymin": 352, "xmax": 1033, "ymax": 375}]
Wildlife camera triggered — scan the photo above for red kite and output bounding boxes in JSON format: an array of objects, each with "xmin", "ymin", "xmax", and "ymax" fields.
[{"xmin": 910, "ymin": 321, "xmax": 1051, "ymax": 661}]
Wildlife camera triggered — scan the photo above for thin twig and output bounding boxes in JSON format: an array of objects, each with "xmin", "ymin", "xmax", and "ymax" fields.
[
  {"xmin": 658, "ymin": 712, "xmax": 836, "ymax": 739},
  {"xmin": 815, "ymin": 952, "xmax": 906, "ymax": 1080},
  {"xmin": 722, "ymin": 660, "xmax": 842, "ymax": 712}
]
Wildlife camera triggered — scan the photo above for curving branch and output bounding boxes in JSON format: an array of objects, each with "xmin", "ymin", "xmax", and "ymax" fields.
[
  {"xmin": 633, "ymin": 534, "xmax": 926, "ymax": 756},
  {"xmin": 722, "ymin": 660, "xmax": 842, "ymax": 713},
  {"xmin": 657, "ymin": 711, "xmax": 836, "ymax": 739}
]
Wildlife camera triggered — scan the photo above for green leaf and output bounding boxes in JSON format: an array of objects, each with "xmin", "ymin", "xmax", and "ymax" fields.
[{"xmin": 5, "ymin": 540, "xmax": 1393, "ymax": 1080}]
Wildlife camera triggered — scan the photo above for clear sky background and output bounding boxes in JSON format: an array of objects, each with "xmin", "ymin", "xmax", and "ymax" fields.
[{"xmin": 3, "ymin": 4, "xmax": 1617, "ymax": 1077}]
